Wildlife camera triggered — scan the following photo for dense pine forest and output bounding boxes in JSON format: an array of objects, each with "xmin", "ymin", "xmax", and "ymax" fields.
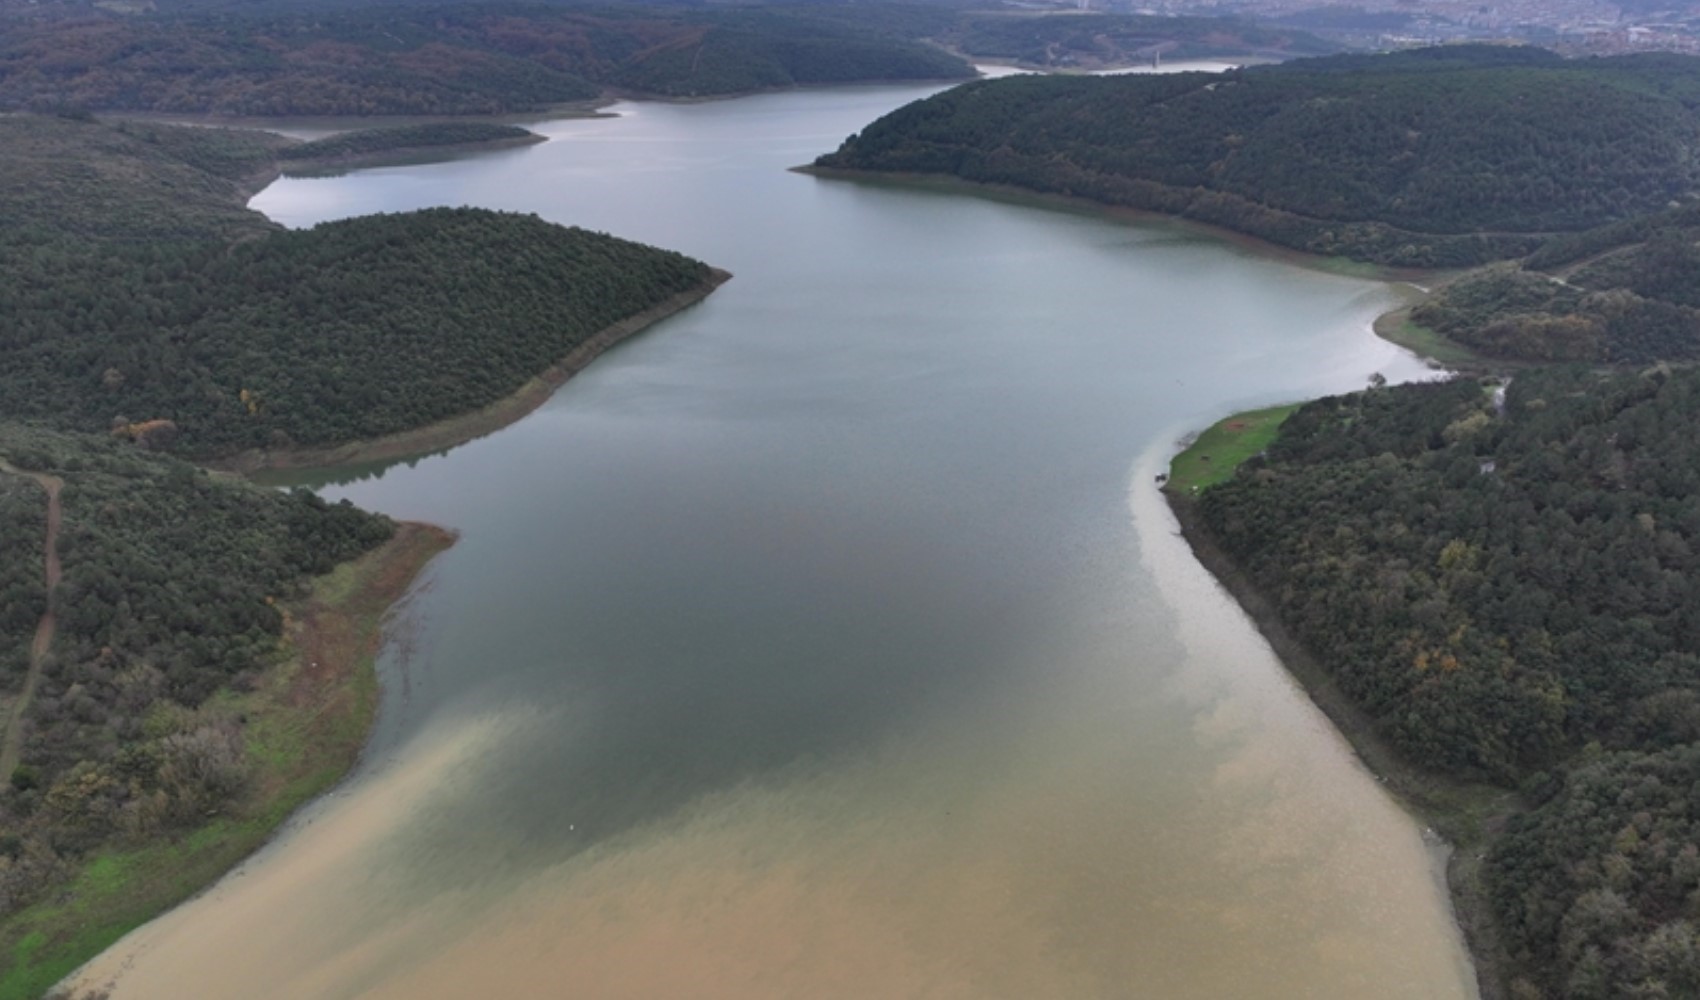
[
  {"xmin": 0, "ymin": 3, "xmax": 976, "ymax": 113},
  {"xmin": 1186, "ymin": 368, "xmax": 1700, "ymax": 997},
  {"xmin": 2, "ymin": 206, "xmax": 713, "ymax": 457},
  {"xmin": 0, "ymin": 114, "xmax": 717, "ymax": 459},
  {"xmin": 815, "ymin": 45, "xmax": 1700, "ymax": 267}
]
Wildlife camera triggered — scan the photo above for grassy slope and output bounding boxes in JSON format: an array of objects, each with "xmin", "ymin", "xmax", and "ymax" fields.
[
  {"xmin": 0, "ymin": 523, "xmax": 453, "ymax": 1000},
  {"xmin": 1165, "ymin": 403, "xmax": 1298, "ymax": 494}
]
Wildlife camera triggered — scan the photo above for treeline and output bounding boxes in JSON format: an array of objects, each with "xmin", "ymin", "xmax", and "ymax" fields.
[
  {"xmin": 1187, "ymin": 367, "xmax": 1700, "ymax": 996},
  {"xmin": 0, "ymin": 114, "xmax": 716, "ymax": 459},
  {"xmin": 0, "ymin": 3, "xmax": 975, "ymax": 114},
  {"xmin": 816, "ymin": 45, "xmax": 1700, "ymax": 267},
  {"xmin": 1412, "ymin": 205, "xmax": 1700, "ymax": 363},
  {"xmin": 0, "ymin": 2, "xmax": 1343, "ymax": 117},
  {"xmin": 0, "ymin": 424, "xmax": 394, "ymax": 917},
  {"xmin": 276, "ymin": 122, "xmax": 537, "ymax": 162}
]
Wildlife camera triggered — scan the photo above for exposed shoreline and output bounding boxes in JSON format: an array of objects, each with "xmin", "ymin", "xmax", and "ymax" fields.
[
  {"xmin": 37, "ymin": 84, "xmax": 1500, "ymax": 996},
  {"xmin": 796, "ymin": 164, "xmax": 1517, "ymax": 374},
  {"xmin": 12, "ymin": 523, "xmax": 454, "ymax": 1000},
  {"xmin": 1164, "ymin": 450, "xmax": 1516, "ymax": 1000},
  {"xmin": 810, "ymin": 160, "xmax": 1515, "ymax": 999},
  {"xmin": 798, "ymin": 163, "xmax": 1471, "ymax": 281},
  {"xmin": 208, "ymin": 268, "xmax": 731, "ymax": 476},
  {"xmin": 31, "ymin": 258, "xmax": 730, "ymax": 1000}
]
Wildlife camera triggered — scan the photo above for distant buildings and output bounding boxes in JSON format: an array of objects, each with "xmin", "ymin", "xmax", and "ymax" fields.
[{"xmin": 1069, "ymin": 0, "xmax": 1700, "ymax": 56}]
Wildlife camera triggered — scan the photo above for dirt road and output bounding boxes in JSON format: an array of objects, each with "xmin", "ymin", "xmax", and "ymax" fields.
[{"xmin": 0, "ymin": 463, "xmax": 63, "ymax": 780}]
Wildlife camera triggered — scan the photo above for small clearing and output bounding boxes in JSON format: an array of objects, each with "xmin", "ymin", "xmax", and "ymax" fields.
[{"xmin": 1165, "ymin": 403, "xmax": 1297, "ymax": 495}]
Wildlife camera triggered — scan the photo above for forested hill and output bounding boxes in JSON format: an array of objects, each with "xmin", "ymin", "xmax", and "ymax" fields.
[
  {"xmin": 0, "ymin": 2, "xmax": 1351, "ymax": 116},
  {"xmin": 1185, "ymin": 367, "xmax": 1700, "ymax": 996},
  {"xmin": 0, "ymin": 113, "xmax": 719, "ymax": 459},
  {"xmin": 815, "ymin": 45, "xmax": 1700, "ymax": 267},
  {"xmin": 1409, "ymin": 202, "xmax": 1700, "ymax": 363},
  {"xmin": 0, "ymin": 4, "xmax": 975, "ymax": 114},
  {"xmin": 0, "ymin": 107, "xmax": 719, "ymax": 985},
  {"xmin": 0, "ymin": 114, "xmax": 286, "ymax": 245},
  {"xmin": 3, "ymin": 207, "xmax": 716, "ymax": 458}
]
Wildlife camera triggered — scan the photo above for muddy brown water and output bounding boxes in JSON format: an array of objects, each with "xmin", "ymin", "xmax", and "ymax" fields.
[{"xmin": 71, "ymin": 80, "xmax": 1476, "ymax": 998}]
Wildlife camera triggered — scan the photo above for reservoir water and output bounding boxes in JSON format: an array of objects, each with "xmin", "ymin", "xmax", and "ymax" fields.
[{"xmin": 74, "ymin": 81, "xmax": 1476, "ymax": 998}]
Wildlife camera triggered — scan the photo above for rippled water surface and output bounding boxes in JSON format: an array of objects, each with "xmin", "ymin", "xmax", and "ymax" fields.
[{"xmin": 74, "ymin": 82, "xmax": 1475, "ymax": 998}]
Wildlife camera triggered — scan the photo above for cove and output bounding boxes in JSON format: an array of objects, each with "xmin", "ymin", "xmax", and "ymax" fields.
[{"xmin": 70, "ymin": 81, "xmax": 1477, "ymax": 998}]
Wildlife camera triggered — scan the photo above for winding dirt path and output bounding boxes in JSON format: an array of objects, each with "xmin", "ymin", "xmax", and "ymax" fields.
[{"xmin": 0, "ymin": 463, "xmax": 63, "ymax": 780}]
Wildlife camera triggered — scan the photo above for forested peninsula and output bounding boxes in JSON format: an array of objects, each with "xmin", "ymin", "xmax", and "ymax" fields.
[
  {"xmin": 814, "ymin": 45, "xmax": 1700, "ymax": 268},
  {"xmin": 1173, "ymin": 369, "xmax": 1700, "ymax": 998},
  {"xmin": 0, "ymin": 109, "xmax": 724, "ymax": 994},
  {"xmin": 276, "ymin": 122, "xmax": 544, "ymax": 170},
  {"xmin": 1, "ymin": 113, "xmax": 723, "ymax": 463}
]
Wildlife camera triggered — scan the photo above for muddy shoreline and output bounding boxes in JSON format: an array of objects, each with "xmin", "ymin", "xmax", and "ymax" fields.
[
  {"xmin": 14, "ymin": 523, "xmax": 454, "ymax": 1000},
  {"xmin": 797, "ymin": 164, "xmax": 1448, "ymax": 284},
  {"xmin": 1163, "ymin": 490, "xmax": 1516, "ymax": 1000}
]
